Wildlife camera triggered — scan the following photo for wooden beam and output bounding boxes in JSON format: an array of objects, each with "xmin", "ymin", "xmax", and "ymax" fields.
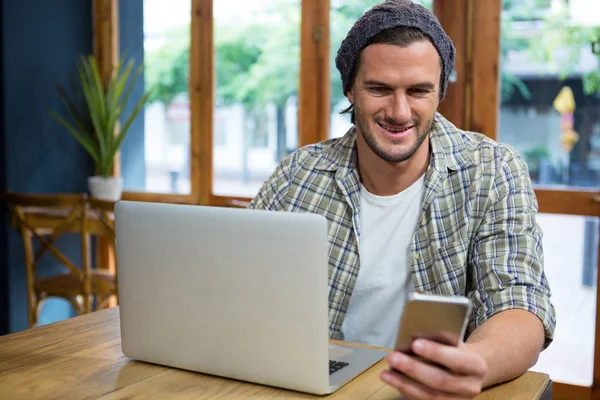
[
  {"xmin": 121, "ymin": 192, "xmax": 193, "ymax": 204},
  {"xmin": 553, "ymin": 382, "xmax": 591, "ymax": 400},
  {"xmin": 92, "ymin": 0, "xmax": 119, "ymax": 306},
  {"xmin": 209, "ymin": 195, "xmax": 251, "ymax": 209},
  {"xmin": 435, "ymin": 0, "xmax": 501, "ymax": 138},
  {"xmin": 470, "ymin": 0, "xmax": 501, "ymax": 139},
  {"xmin": 93, "ymin": 0, "xmax": 120, "ymax": 177},
  {"xmin": 434, "ymin": 0, "xmax": 470, "ymax": 131},
  {"xmin": 191, "ymin": 0, "xmax": 213, "ymax": 205},
  {"xmin": 535, "ymin": 189, "xmax": 600, "ymax": 217},
  {"xmin": 93, "ymin": 0, "xmax": 119, "ymax": 82},
  {"xmin": 298, "ymin": 0, "xmax": 330, "ymax": 148}
]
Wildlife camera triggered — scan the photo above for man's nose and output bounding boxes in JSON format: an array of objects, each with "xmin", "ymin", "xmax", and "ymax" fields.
[{"xmin": 388, "ymin": 93, "xmax": 411, "ymax": 122}]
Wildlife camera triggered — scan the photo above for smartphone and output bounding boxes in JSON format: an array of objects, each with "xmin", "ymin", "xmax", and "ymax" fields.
[{"xmin": 394, "ymin": 293, "xmax": 472, "ymax": 354}]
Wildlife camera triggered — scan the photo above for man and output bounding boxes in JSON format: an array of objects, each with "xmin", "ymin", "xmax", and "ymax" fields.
[{"xmin": 249, "ymin": 0, "xmax": 556, "ymax": 398}]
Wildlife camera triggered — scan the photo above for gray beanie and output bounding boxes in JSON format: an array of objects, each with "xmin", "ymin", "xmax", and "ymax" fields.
[{"xmin": 335, "ymin": 0, "xmax": 455, "ymax": 100}]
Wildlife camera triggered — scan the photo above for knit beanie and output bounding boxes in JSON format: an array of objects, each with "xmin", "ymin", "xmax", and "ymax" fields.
[{"xmin": 335, "ymin": 0, "xmax": 455, "ymax": 100}]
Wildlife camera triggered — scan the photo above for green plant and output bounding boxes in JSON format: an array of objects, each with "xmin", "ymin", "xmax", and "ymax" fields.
[
  {"xmin": 49, "ymin": 55, "xmax": 151, "ymax": 178},
  {"xmin": 524, "ymin": 145, "xmax": 551, "ymax": 172}
]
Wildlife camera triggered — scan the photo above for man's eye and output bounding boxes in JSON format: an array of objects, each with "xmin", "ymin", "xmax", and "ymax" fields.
[
  {"xmin": 410, "ymin": 89, "xmax": 431, "ymax": 95},
  {"xmin": 368, "ymin": 87, "xmax": 389, "ymax": 94}
]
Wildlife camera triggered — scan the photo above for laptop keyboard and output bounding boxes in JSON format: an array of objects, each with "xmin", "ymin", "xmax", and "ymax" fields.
[{"xmin": 329, "ymin": 360, "xmax": 350, "ymax": 375}]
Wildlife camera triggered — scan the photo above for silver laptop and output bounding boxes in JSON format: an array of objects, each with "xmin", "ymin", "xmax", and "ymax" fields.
[{"xmin": 114, "ymin": 201, "xmax": 387, "ymax": 395}]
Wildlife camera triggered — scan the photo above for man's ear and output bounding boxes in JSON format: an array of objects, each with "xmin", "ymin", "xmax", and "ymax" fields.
[{"xmin": 346, "ymin": 89, "xmax": 354, "ymax": 105}]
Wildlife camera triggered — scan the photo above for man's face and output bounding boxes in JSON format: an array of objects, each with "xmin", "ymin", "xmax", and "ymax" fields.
[{"xmin": 347, "ymin": 41, "xmax": 441, "ymax": 163}]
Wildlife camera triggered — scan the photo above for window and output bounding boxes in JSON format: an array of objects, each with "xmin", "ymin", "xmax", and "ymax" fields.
[
  {"xmin": 213, "ymin": 0, "xmax": 301, "ymax": 198},
  {"xmin": 529, "ymin": 214, "xmax": 598, "ymax": 387},
  {"xmin": 498, "ymin": 1, "xmax": 600, "ymax": 386},
  {"xmin": 120, "ymin": 0, "xmax": 192, "ymax": 195},
  {"xmin": 499, "ymin": 0, "xmax": 600, "ymax": 190},
  {"xmin": 456, "ymin": 0, "xmax": 600, "ymax": 395}
]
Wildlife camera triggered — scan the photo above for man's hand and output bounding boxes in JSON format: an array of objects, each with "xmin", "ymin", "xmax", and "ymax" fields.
[{"xmin": 380, "ymin": 339, "xmax": 488, "ymax": 399}]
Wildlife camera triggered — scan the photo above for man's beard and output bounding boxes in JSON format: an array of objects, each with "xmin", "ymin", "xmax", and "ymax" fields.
[{"xmin": 356, "ymin": 114, "xmax": 433, "ymax": 163}]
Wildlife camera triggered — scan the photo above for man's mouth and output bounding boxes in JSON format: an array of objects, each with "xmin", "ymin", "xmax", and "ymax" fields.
[{"xmin": 378, "ymin": 123, "xmax": 415, "ymax": 134}]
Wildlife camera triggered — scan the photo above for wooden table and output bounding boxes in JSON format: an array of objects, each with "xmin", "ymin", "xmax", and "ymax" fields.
[{"xmin": 0, "ymin": 308, "xmax": 551, "ymax": 399}]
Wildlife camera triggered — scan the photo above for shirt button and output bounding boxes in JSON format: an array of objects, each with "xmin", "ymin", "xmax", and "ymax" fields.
[{"xmin": 414, "ymin": 254, "xmax": 420, "ymax": 261}]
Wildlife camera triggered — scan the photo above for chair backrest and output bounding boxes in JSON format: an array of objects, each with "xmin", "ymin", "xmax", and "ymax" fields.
[
  {"xmin": 2, "ymin": 191, "xmax": 116, "ymax": 287},
  {"xmin": 2, "ymin": 192, "xmax": 87, "ymax": 208}
]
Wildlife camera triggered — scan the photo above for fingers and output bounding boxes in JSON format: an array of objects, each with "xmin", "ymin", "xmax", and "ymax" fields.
[
  {"xmin": 381, "ymin": 368, "xmax": 470, "ymax": 400},
  {"xmin": 385, "ymin": 351, "xmax": 483, "ymax": 398},
  {"xmin": 411, "ymin": 340, "xmax": 488, "ymax": 378}
]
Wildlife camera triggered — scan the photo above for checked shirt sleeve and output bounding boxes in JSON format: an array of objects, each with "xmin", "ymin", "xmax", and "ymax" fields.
[
  {"xmin": 468, "ymin": 150, "xmax": 556, "ymax": 348},
  {"xmin": 248, "ymin": 154, "xmax": 293, "ymax": 211}
]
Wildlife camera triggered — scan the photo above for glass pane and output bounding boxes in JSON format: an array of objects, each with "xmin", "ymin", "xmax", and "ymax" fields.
[
  {"xmin": 329, "ymin": 0, "xmax": 433, "ymax": 138},
  {"xmin": 122, "ymin": 0, "xmax": 192, "ymax": 194},
  {"xmin": 499, "ymin": 0, "xmax": 600, "ymax": 189},
  {"xmin": 213, "ymin": 1, "xmax": 301, "ymax": 198},
  {"xmin": 530, "ymin": 213, "xmax": 597, "ymax": 387}
]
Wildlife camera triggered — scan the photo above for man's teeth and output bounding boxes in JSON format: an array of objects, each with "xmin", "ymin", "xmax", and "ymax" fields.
[{"xmin": 382, "ymin": 125, "xmax": 411, "ymax": 133}]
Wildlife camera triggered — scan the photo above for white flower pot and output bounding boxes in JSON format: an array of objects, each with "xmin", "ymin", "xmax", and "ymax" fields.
[{"xmin": 88, "ymin": 176, "xmax": 123, "ymax": 202}]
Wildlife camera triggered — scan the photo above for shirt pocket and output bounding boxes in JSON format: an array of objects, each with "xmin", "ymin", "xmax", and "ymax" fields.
[{"xmin": 429, "ymin": 242, "xmax": 468, "ymax": 296}]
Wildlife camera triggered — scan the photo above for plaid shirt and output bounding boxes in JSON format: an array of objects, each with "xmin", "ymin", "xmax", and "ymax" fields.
[{"xmin": 249, "ymin": 112, "xmax": 556, "ymax": 346}]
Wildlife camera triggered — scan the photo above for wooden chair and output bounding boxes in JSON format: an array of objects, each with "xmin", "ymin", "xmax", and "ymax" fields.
[{"xmin": 2, "ymin": 192, "xmax": 117, "ymax": 328}]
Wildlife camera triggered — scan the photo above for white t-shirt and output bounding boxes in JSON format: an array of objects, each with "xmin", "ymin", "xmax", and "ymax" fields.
[{"xmin": 340, "ymin": 175, "xmax": 425, "ymax": 348}]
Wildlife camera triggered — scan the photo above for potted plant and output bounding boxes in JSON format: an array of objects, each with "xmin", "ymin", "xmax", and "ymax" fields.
[{"xmin": 49, "ymin": 54, "xmax": 151, "ymax": 201}]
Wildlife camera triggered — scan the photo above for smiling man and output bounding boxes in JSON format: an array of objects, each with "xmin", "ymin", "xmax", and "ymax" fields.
[{"xmin": 249, "ymin": 0, "xmax": 556, "ymax": 398}]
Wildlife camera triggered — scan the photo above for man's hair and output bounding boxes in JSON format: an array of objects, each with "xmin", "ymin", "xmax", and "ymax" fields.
[{"xmin": 340, "ymin": 26, "xmax": 442, "ymax": 124}]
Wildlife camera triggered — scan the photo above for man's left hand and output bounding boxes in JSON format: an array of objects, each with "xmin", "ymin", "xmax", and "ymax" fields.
[{"xmin": 381, "ymin": 339, "xmax": 488, "ymax": 399}]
